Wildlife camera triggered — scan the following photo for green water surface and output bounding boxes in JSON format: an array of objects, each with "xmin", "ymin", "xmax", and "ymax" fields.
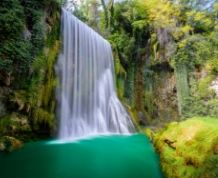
[{"xmin": 0, "ymin": 134, "xmax": 162, "ymax": 178}]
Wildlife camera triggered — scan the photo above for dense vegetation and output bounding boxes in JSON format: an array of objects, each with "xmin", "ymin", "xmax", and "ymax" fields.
[
  {"xmin": 0, "ymin": 0, "xmax": 218, "ymax": 177},
  {"xmin": 0, "ymin": 0, "xmax": 62, "ymax": 141},
  {"xmin": 73, "ymin": 0, "xmax": 218, "ymax": 124}
]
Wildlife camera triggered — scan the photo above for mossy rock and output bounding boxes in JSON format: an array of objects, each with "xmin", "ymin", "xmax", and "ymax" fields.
[
  {"xmin": 154, "ymin": 117, "xmax": 218, "ymax": 178},
  {"xmin": 0, "ymin": 113, "xmax": 31, "ymax": 135},
  {"xmin": 0, "ymin": 136, "xmax": 23, "ymax": 152}
]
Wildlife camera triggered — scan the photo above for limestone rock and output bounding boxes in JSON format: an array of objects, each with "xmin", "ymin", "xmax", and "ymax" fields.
[{"xmin": 210, "ymin": 77, "xmax": 218, "ymax": 97}]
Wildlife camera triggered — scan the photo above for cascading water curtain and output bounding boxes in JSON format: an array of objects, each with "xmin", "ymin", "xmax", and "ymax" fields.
[{"xmin": 56, "ymin": 8, "xmax": 134, "ymax": 139}]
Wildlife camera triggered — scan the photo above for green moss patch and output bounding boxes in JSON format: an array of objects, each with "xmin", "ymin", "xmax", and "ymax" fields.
[{"xmin": 154, "ymin": 117, "xmax": 218, "ymax": 178}]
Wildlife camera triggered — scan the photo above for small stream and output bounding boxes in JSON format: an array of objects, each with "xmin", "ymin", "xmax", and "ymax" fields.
[{"xmin": 0, "ymin": 134, "xmax": 162, "ymax": 178}]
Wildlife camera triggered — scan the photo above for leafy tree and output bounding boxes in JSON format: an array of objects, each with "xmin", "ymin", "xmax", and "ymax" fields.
[{"xmin": 0, "ymin": 0, "xmax": 32, "ymax": 86}]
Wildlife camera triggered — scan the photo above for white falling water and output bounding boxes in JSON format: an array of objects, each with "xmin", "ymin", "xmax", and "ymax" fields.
[{"xmin": 57, "ymin": 9, "xmax": 134, "ymax": 140}]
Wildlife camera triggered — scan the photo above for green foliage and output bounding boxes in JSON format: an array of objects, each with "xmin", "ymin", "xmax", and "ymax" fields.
[
  {"xmin": 33, "ymin": 108, "xmax": 54, "ymax": 128},
  {"xmin": 0, "ymin": 39, "xmax": 32, "ymax": 74},
  {"xmin": 172, "ymin": 35, "xmax": 211, "ymax": 69},
  {"xmin": 0, "ymin": 0, "xmax": 24, "ymax": 41},
  {"xmin": 182, "ymin": 97, "xmax": 218, "ymax": 118},
  {"xmin": 0, "ymin": 0, "xmax": 61, "ymax": 88},
  {"xmin": 73, "ymin": 0, "xmax": 218, "ymax": 124},
  {"xmin": 197, "ymin": 75, "xmax": 215, "ymax": 97},
  {"xmin": 186, "ymin": 10, "xmax": 213, "ymax": 33},
  {"xmin": 172, "ymin": 32, "xmax": 217, "ymax": 118},
  {"xmin": 11, "ymin": 41, "xmax": 60, "ymax": 131},
  {"xmin": 31, "ymin": 15, "xmax": 45, "ymax": 56},
  {"xmin": 177, "ymin": 30, "xmax": 218, "ymax": 118},
  {"xmin": 202, "ymin": 154, "xmax": 218, "ymax": 178},
  {"xmin": 0, "ymin": 0, "xmax": 32, "ymax": 85},
  {"xmin": 0, "ymin": 0, "xmax": 61, "ymax": 139},
  {"xmin": 79, "ymin": 0, "xmax": 216, "ymax": 122}
]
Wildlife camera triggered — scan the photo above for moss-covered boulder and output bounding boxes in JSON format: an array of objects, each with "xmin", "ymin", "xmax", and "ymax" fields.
[
  {"xmin": 0, "ymin": 136, "xmax": 23, "ymax": 152},
  {"xmin": 154, "ymin": 117, "xmax": 218, "ymax": 178}
]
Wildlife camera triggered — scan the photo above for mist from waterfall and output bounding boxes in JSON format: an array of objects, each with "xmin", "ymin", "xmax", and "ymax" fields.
[{"xmin": 56, "ymin": 8, "xmax": 134, "ymax": 140}]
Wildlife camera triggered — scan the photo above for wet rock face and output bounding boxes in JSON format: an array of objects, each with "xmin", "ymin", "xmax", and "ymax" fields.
[
  {"xmin": 137, "ymin": 112, "xmax": 147, "ymax": 126},
  {"xmin": 0, "ymin": 136, "xmax": 23, "ymax": 152},
  {"xmin": 153, "ymin": 71, "xmax": 178, "ymax": 120}
]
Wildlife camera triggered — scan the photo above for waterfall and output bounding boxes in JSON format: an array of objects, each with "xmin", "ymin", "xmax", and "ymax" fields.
[{"xmin": 57, "ymin": 9, "xmax": 134, "ymax": 140}]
